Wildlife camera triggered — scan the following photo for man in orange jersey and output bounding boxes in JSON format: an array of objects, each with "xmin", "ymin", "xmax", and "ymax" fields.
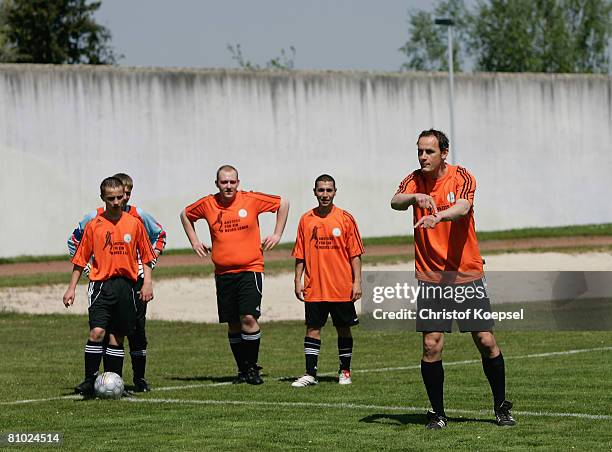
[
  {"xmin": 391, "ymin": 129, "xmax": 515, "ymax": 429},
  {"xmin": 180, "ymin": 165, "xmax": 290, "ymax": 385},
  {"xmin": 63, "ymin": 177, "xmax": 156, "ymax": 398},
  {"xmin": 291, "ymin": 174, "xmax": 364, "ymax": 387}
]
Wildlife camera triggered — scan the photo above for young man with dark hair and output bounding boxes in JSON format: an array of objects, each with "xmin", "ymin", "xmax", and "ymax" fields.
[
  {"xmin": 391, "ymin": 129, "xmax": 515, "ymax": 429},
  {"xmin": 180, "ymin": 165, "xmax": 290, "ymax": 385},
  {"xmin": 67, "ymin": 173, "xmax": 166, "ymax": 392},
  {"xmin": 63, "ymin": 177, "xmax": 156, "ymax": 397},
  {"xmin": 291, "ymin": 174, "xmax": 364, "ymax": 387}
]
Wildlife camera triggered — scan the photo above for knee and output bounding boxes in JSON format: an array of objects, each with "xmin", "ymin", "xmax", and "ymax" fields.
[
  {"xmin": 240, "ymin": 315, "xmax": 258, "ymax": 330},
  {"xmin": 306, "ymin": 327, "xmax": 321, "ymax": 340},
  {"xmin": 475, "ymin": 332, "xmax": 499, "ymax": 357},
  {"xmin": 89, "ymin": 328, "xmax": 105, "ymax": 342},
  {"xmin": 336, "ymin": 326, "xmax": 351, "ymax": 338},
  {"xmin": 422, "ymin": 334, "xmax": 443, "ymax": 360}
]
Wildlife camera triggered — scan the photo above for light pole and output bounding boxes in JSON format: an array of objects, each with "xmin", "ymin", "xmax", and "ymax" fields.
[{"xmin": 435, "ymin": 18, "xmax": 456, "ymax": 163}]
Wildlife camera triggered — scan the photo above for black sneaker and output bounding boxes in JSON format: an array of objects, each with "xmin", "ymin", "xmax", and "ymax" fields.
[
  {"xmin": 426, "ymin": 410, "xmax": 448, "ymax": 429},
  {"xmin": 74, "ymin": 376, "xmax": 95, "ymax": 397},
  {"xmin": 232, "ymin": 372, "xmax": 247, "ymax": 384},
  {"xmin": 244, "ymin": 367, "xmax": 264, "ymax": 385},
  {"xmin": 133, "ymin": 378, "xmax": 151, "ymax": 392},
  {"xmin": 495, "ymin": 400, "xmax": 516, "ymax": 426},
  {"xmin": 121, "ymin": 389, "xmax": 134, "ymax": 398}
]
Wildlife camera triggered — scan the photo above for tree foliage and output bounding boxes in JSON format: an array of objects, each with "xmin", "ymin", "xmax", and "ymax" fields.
[
  {"xmin": 1, "ymin": 0, "xmax": 118, "ymax": 64},
  {"xmin": 400, "ymin": 0, "xmax": 612, "ymax": 73},
  {"xmin": 227, "ymin": 43, "xmax": 296, "ymax": 70}
]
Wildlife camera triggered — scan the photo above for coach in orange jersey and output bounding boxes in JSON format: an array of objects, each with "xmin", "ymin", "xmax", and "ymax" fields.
[
  {"xmin": 180, "ymin": 165, "xmax": 289, "ymax": 385},
  {"xmin": 391, "ymin": 129, "xmax": 515, "ymax": 429},
  {"xmin": 63, "ymin": 176, "xmax": 156, "ymax": 398},
  {"xmin": 291, "ymin": 174, "xmax": 364, "ymax": 387}
]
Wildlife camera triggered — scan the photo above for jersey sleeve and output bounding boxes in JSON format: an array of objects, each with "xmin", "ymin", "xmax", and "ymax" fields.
[
  {"xmin": 455, "ymin": 167, "xmax": 476, "ymax": 204},
  {"xmin": 67, "ymin": 210, "xmax": 98, "ymax": 256},
  {"xmin": 248, "ymin": 192, "xmax": 281, "ymax": 214},
  {"xmin": 395, "ymin": 172, "xmax": 418, "ymax": 195},
  {"xmin": 136, "ymin": 207, "xmax": 167, "ymax": 253},
  {"xmin": 136, "ymin": 221, "xmax": 157, "ymax": 265},
  {"xmin": 71, "ymin": 222, "xmax": 94, "ymax": 267},
  {"xmin": 343, "ymin": 212, "xmax": 365, "ymax": 258},
  {"xmin": 291, "ymin": 216, "xmax": 306, "ymax": 260},
  {"xmin": 184, "ymin": 196, "xmax": 210, "ymax": 223}
]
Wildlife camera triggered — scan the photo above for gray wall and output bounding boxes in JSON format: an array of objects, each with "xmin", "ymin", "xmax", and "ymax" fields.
[{"xmin": 1, "ymin": 65, "xmax": 611, "ymax": 257}]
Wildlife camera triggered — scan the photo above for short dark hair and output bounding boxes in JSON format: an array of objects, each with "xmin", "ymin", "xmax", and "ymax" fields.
[
  {"xmin": 216, "ymin": 164, "xmax": 239, "ymax": 180},
  {"xmin": 417, "ymin": 129, "xmax": 449, "ymax": 151},
  {"xmin": 113, "ymin": 173, "xmax": 133, "ymax": 188},
  {"xmin": 314, "ymin": 174, "xmax": 336, "ymax": 188},
  {"xmin": 100, "ymin": 177, "xmax": 124, "ymax": 196}
]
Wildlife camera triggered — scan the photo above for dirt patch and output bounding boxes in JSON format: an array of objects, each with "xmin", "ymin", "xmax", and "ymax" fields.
[
  {"xmin": 1, "ymin": 236, "xmax": 611, "ymax": 277},
  {"xmin": 1, "ymin": 252, "xmax": 611, "ymax": 323}
]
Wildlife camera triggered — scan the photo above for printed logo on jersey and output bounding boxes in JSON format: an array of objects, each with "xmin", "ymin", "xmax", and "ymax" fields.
[
  {"xmin": 214, "ymin": 210, "xmax": 249, "ymax": 234},
  {"xmin": 123, "ymin": 233, "xmax": 132, "ymax": 243},
  {"xmin": 332, "ymin": 227, "xmax": 342, "ymax": 237},
  {"xmin": 311, "ymin": 225, "xmax": 340, "ymax": 250},
  {"xmin": 447, "ymin": 192, "xmax": 456, "ymax": 203},
  {"xmin": 212, "ymin": 212, "xmax": 224, "ymax": 232},
  {"xmin": 103, "ymin": 231, "xmax": 113, "ymax": 250}
]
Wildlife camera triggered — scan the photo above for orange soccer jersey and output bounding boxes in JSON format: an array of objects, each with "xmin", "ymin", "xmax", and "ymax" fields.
[
  {"xmin": 185, "ymin": 190, "xmax": 281, "ymax": 274},
  {"xmin": 292, "ymin": 206, "xmax": 364, "ymax": 302},
  {"xmin": 396, "ymin": 165, "xmax": 484, "ymax": 283},
  {"xmin": 72, "ymin": 212, "xmax": 156, "ymax": 282}
]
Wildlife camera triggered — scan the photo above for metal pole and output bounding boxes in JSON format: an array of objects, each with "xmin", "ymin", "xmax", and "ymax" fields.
[{"xmin": 447, "ymin": 25, "xmax": 456, "ymax": 163}]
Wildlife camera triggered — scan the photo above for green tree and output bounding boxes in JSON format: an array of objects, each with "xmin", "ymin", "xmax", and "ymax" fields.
[
  {"xmin": 400, "ymin": 0, "xmax": 612, "ymax": 73},
  {"xmin": 399, "ymin": 0, "xmax": 468, "ymax": 71},
  {"xmin": 2, "ymin": 0, "xmax": 118, "ymax": 64},
  {"xmin": 227, "ymin": 43, "xmax": 296, "ymax": 70}
]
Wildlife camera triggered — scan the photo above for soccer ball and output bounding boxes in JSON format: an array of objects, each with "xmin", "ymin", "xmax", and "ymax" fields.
[{"xmin": 94, "ymin": 372, "xmax": 124, "ymax": 399}]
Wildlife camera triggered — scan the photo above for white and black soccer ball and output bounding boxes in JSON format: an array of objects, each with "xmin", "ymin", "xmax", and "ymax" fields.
[{"xmin": 94, "ymin": 372, "xmax": 124, "ymax": 399}]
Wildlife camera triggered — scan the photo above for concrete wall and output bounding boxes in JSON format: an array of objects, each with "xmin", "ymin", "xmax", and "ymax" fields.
[{"xmin": 1, "ymin": 65, "xmax": 611, "ymax": 257}]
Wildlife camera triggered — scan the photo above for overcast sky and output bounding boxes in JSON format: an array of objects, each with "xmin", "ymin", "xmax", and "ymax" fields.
[{"xmin": 95, "ymin": 0, "xmax": 436, "ymax": 71}]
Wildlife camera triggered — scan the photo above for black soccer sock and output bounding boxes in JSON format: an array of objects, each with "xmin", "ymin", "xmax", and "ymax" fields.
[
  {"xmin": 84, "ymin": 340, "xmax": 104, "ymax": 379},
  {"xmin": 129, "ymin": 329, "xmax": 148, "ymax": 381},
  {"xmin": 337, "ymin": 336, "xmax": 353, "ymax": 371},
  {"xmin": 304, "ymin": 337, "xmax": 321, "ymax": 377},
  {"xmin": 482, "ymin": 353, "xmax": 506, "ymax": 408},
  {"xmin": 241, "ymin": 330, "xmax": 261, "ymax": 369},
  {"xmin": 130, "ymin": 349, "xmax": 147, "ymax": 381},
  {"xmin": 104, "ymin": 345, "xmax": 125, "ymax": 377},
  {"xmin": 228, "ymin": 332, "xmax": 244, "ymax": 372},
  {"xmin": 421, "ymin": 360, "xmax": 445, "ymax": 416}
]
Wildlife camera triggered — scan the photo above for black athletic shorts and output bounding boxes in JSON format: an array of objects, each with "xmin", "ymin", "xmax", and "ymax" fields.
[
  {"xmin": 305, "ymin": 301, "xmax": 359, "ymax": 328},
  {"xmin": 215, "ymin": 272, "xmax": 263, "ymax": 323},
  {"xmin": 416, "ymin": 277, "xmax": 494, "ymax": 333},
  {"xmin": 88, "ymin": 277, "xmax": 139, "ymax": 336}
]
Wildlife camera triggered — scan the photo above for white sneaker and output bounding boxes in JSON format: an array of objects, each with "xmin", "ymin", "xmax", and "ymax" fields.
[
  {"xmin": 338, "ymin": 369, "xmax": 352, "ymax": 385},
  {"xmin": 291, "ymin": 374, "xmax": 318, "ymax": 387}
]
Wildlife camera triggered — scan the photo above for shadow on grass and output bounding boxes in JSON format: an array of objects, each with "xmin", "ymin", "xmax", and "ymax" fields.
[
  {"xmin": 169, "ymin": 375, "xmax": 237, "ymax": 383},
  {"xmin": 360, "ymin": 413, "xmax": 496, "ymax": 426}
]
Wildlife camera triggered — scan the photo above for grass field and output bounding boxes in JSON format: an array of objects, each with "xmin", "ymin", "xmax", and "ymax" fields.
[{"xmin": 1, "ymin": 313, "xmax": 611, "ymax": 450}]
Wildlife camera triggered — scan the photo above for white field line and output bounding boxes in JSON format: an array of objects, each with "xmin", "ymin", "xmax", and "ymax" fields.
[
  {"xmin": 2, "ymin": 345, "xmax": 611, "ymax": 416},
  {"xmin": 122, "ymin": 397, "xmax": 612, "ymax": 421}
]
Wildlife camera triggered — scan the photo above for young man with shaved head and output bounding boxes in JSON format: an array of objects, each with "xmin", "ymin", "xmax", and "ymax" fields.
[
  {"xmin": 391, "ymin": 129, "xmax": 515, "ymax": 429},
  {"xmin": 291, "ymin": 174, "xmax": 364, "ymax": 388},
  {"xmin": 180, "ymin": 165, "xmax": 290, "ymax": 385}
]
